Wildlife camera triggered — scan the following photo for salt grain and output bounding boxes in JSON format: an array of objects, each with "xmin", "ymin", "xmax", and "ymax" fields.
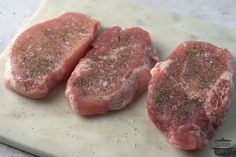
[{"xmin": 103, "ymin": 81, "xmax": 108, "ymax": 87}]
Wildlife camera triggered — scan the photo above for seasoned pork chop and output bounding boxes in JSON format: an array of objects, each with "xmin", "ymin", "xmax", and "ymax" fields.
[
  {"xmin": 66, "ymin": 26, "xmax": 158, "ymax": 115},
  {"xmin": 147, "ymin": 41, "xmax": 234, "ymax": 150},
  {"xmin": 4, "ymin": 12, "xmax": 100, "ymax": 98}
]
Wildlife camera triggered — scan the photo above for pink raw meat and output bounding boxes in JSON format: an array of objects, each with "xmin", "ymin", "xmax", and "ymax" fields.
[
  {"xmin": 66, "ymin": 26, "xmax": 158, "ymax": 115},
  {"xmin": 147, "ymin": 41, "xmax": 234, "ymax": 150},
  {"xmin": 4, "ymin": 12, "xmax": 100, "ymax": 98}
]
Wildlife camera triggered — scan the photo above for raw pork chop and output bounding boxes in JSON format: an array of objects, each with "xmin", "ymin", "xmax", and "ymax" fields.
[
  {"xmin": 4, "ymin": 12, "xmax": 100, "ymax": 98},
  {"xmin": 65, "ymin": 26, "xmax": 158, "ymax": 115},
  {"xmin": 147, "ymin": 41, "xmax": 234, "ymax": 150}
]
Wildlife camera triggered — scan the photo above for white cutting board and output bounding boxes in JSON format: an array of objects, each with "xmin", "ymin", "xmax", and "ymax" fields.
[{"xmin": 0, "ymin": 0, "xmax": 236, "ymax": 156}]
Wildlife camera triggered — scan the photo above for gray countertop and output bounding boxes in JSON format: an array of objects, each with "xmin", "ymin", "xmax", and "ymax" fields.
[{"xmin": 0, "ymin": 0, "xmax": 235, "ymax": 156}]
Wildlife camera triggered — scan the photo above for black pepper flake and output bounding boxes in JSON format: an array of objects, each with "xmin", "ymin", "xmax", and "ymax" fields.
[
  {"xmin": 176, "ymin": 95, "xmax": 192, "ymax": 118},
  {"xmin": 25, "ymin": 57, "xmax": 54, "ymax": 78},
  {"xmin": 198, "ymin": 72, "xmax": 215, "ymax": 89},
  {"xmin": 76, "ymin": 78, "xmax": 90, "ymax": 95},
  {"xmin": 186, "ymin": 45, "xmax": 204, "ymax": 57},
  {"xmin": 119, "ymin": 32, "xmax": 132, "ymax": 44},
  {"xmin": 154, "ymin": 87, "xmax": 171, "ymax": 105},
  {"xmin": 77, "ymin": 78, "xmax": 89, "ymax": 88}
]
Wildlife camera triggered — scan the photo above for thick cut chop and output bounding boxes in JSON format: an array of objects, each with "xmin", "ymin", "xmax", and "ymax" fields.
[
  {"xmin": 4, "ymin": 12, "xmax": 100, "ymax": 98},
  {"xmin": 65, "ymin": 26, "xmax": 158, "ymax": 115},
  {"xmin": 147, "ymin": 41, "xmax": 234, "ymax": 150}
]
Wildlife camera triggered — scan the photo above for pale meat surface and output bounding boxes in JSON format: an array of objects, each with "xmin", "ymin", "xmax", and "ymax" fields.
[
  {"xmin": 4, "ymin": 12, "xmax": 100, "ymax": 98},
  {"xmin": 65, "ymin": 26, "xmax": 158, "ymax": 115},
  {"xmin": 147, "ymin": 41, "xmax": 234, "ymax": 150}
]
